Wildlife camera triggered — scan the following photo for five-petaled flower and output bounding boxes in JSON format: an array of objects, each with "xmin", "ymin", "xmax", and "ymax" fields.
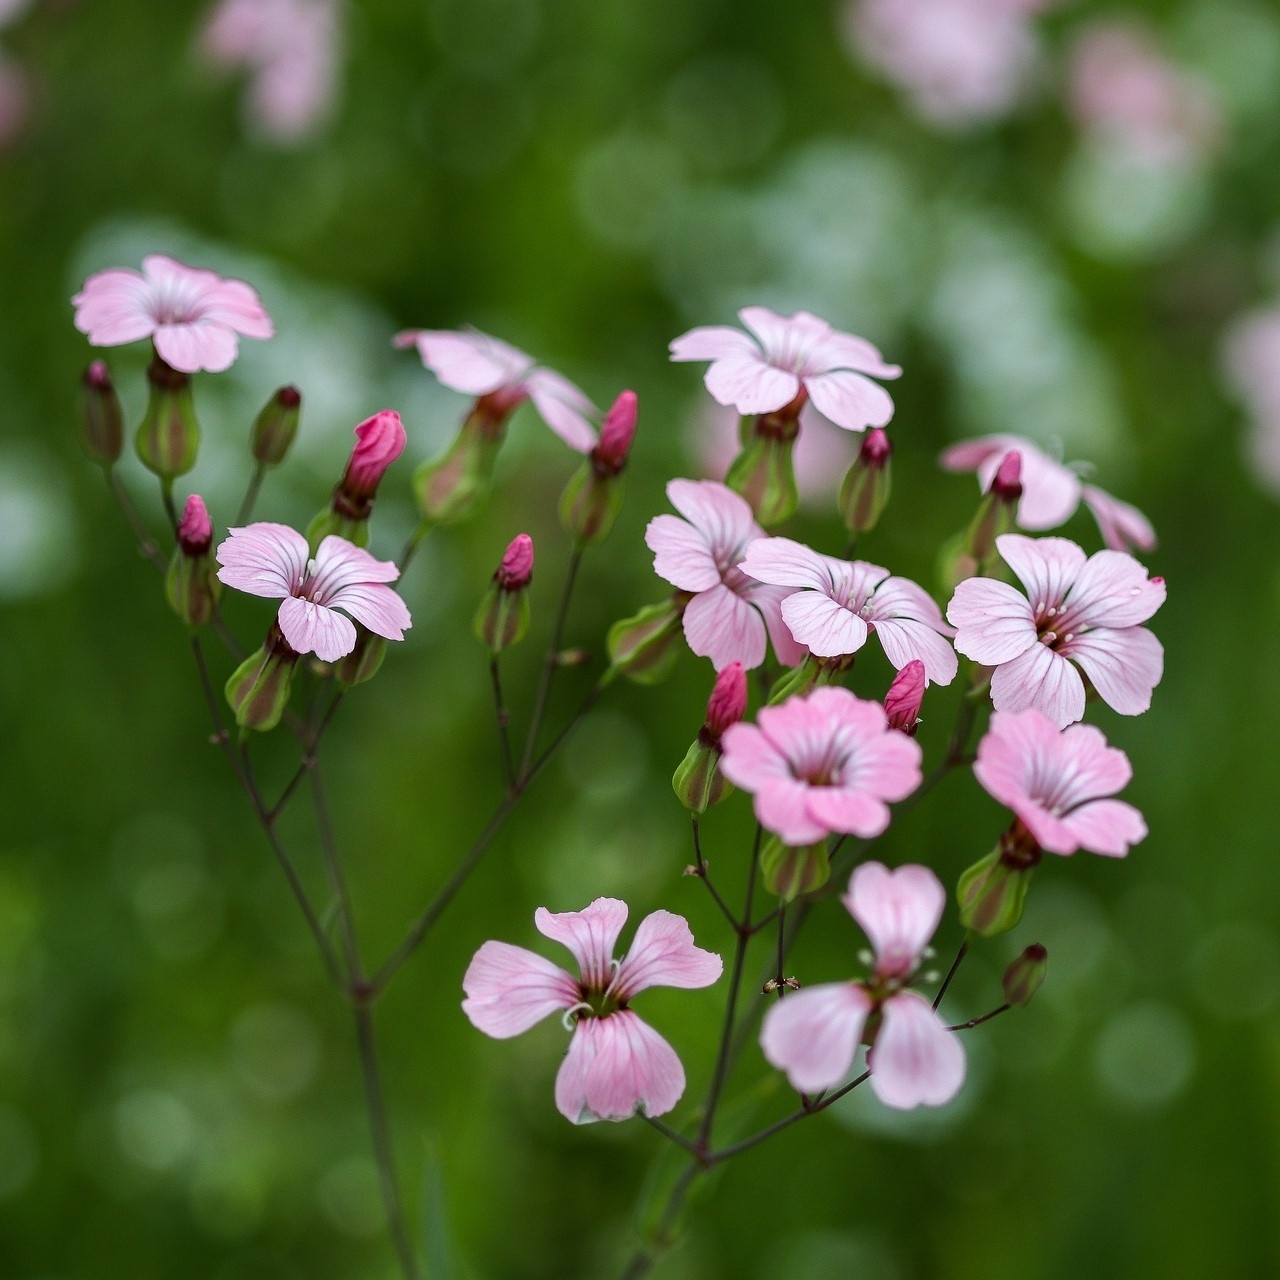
[
  {"xmin": 215, "ymin": 522, "xmax": 411, "ymax": 661},
  {"xmin": 670, "ymin": 306, "xmax": 901, "ymax": 433},
  {"xmin": 645, "ymin": 479, "xmax": 805, "ymax": 671},
  {"xmin": 719, "ymin": 686, "xmax": 922, "ymax": 845},
  {"xmin": 947, "ymin": 534, "xmax": 1165, "ymax": 729},
  {"xmin": 73, "ymin": 254, "xmax": 274, "ymax": 374},
  {"xmin": 462, "ymin": 898, "xmax": 723, "ymax": 1124},
  {"xmin": 394, "ymin": 326, "xmax": 597, "ymax": 453},
  {"xmin": 740, "ymin": 537, "xmax": 957, "ymax": 685},
  {"xmin": 761, "ymin": 862, "xmax": 965, "ymax": 1109},
  {"xmin": 941, "ymin": 435, "xmax": 1156, "ymax": 554},
  {"xmin": 974, "ymin": 709, "xmax": 1148, "ymax": 857}
]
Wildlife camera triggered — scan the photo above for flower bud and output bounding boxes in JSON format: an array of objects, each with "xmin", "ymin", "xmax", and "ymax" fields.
[
  {"xmin": 672, "ymin": 663, "xmax": 747, "ymax": 813},
  {"xmin": 883, "ymin": 660, "xmax": 925, "ymax": 734},
  {"xmin": 335, "ymin": 625, "xmax": 388, "ymax": 687},
  {"xmin": 309, "ymin": 410, "xmax": 407, "ymax": 548},
  {"xmin": 165, "ymin": 494, "xmax": 220, "ymax": 627},
  {"xmin": 606, "ymin": 594, "xmax": 688, "ymax": 685},
  {"xmin": 1002, "ymin": 944, "xmax": 1048, "ymax": 1008},
  {"xmin": 474, "ymin": 534, "xmax": 534, "ymax": 652},
  {"xmin": 957, "ymin": 830, "xmax": 1041, "ymax": 937},
  {"xmin": 225, "ymin": 626, "xmax": 299, "ymax": 733},
  {"xmin": 593, "ymin": 390, "xmax": 638, "ymax": 475},
  {"xmin": 250, "ymin": 385, "xmax": 302, "ymax": 466},
  {"xmin": 413, "ymin": 406, "xmax": 508, "ymax": 526},
  {"xmin": 559, "ymin": 392, "xmax": 639, "ymax": 546},
  {"xmin": 761, "ymin": 837, "xmax": 830, "ymax": 902},
  {"xmin": 766, "ymin": 653, "xmax": 833, "ymax": 704},
  {"xmin": 136, "ymin": 356, "xmax": 201, "ymax": 478},
  {"xmin": 961, "ymin": 450, "xmax": 1022, "ymax": 574},
  {"xmin": 725, "ymin": 429, "xmax": 798, "ymax": 528},
  {"xmin": 705, "ymin": 661, "xmax": 747, "ymax": 738},
  {"xmin": 838, "ymin": 427, "xmax": 892, "ymax": 534},
  {"xmin": 79, "ymin": 360, "xmax": 123, "ymax": 466}
]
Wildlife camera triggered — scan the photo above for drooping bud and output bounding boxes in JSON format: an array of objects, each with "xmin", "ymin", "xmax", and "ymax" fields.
[
  {"xmin": 725, "ymin": 408, "xmax": 799, "ymax": 529},
  {"xmin": 250, "ymin": 385, "xmax": 302, "ymax": 466},
  {"xmin": 1002, "ymin": 944, "xmax": 1048, "ymax": 1008},
  {"xmin": 606, "ymin": 594, "xmax": 689, "ymax": 685},
  {"xmin": 957, "ymin": 824, "xmax": 1041, "ymax": 937},
  {"xmin": 136, "ymin": 355, "xmax": 201, "ymax": 478},
  {"xmin": 559, "ymin": 390, "xmax": 639, "ymax": 545},
  {"xmin": 79, "ymin": 360, "xmax": 123, "ymax": 466},
  {"xmin": 165, "ymin": 494, "xmax": 220, "ymax": 627},
  {"xmin": 413, "ymin": 398, "xmax": 512, "ymax": 526},
  {"xmin": 673, "ymin": 662, "xmax": 747, "ymax": 813},
  {"xmin": 335, "ymin": 625, "xmax": 388, "ymax": 687},
  {"xmin": 225, "ymin": 625, "xmax": 299, "ymax": 733},
  {"xmin": 309, "ymin": 410, "xmax": 407, "ymax": 548},
  {"xmin": 883, "ymin": 660, "xmax": 926, "ymax": 734},
  {"xmin": 838, "ymin": 427, "xmax": 893, "ymax": 534},
  {"xmin": 474, "ymin": 533, "xmax": 535, "ymax": 652},
  {"xmin": 761, "ymin": 836, "xmax": 830, "ymax": 902}
]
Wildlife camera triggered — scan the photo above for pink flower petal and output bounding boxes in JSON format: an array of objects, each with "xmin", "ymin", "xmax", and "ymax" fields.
[
  {"xmin": 739, "ymin": 304, "xmax": 824, "ymax": 357},
  {"xmin": 1062, "ymin": 626, "xmax": 1163, "ymax": 717},
  {"xmin": 705, "ymin": 355, "xmax": 801, "ymax": 415},
  {"xmin": 843, "ymin": 862, "xmax": 944, "ymax": 978},
  {"xmin": 555, "ymin": 1020, "xmax": 599, "ymax": 1124},
  {"xmin": 989, "ymin": 642, "xmax": 1087, "ymax": 728},
  {"xmin": 397, "ymin": 328, "xmax": 530, "ymax": 395},
  {"xmin": 755, "ymin": 777, "xmax": 829, "ymax": 846},
  {"xmin": 996, "ymin": 535, "xmax": 1088, "ymax": 610},
  {"xmin": 582, "ymin": 1010, "xmax": 687, "ymax": 1121},
  {"xmin": 1080, "ymin": 484, "xmax": 1157, "ymax": 554},
  {"xmin": 739, "ymin": 536, "xmax": 834, "ymax": 591},
  {"xmin": 326, "ymin": 583, "xmax": 412, "ymax": 641},
  {"xmin": 535, "ymin": 898, "xmax": 629, "ymax": 988},
  {"xmin": 754, "ymin": 583, "xmax": 809, "ymax": 667},
  {"xmin": 804, "ymin": 369, "xmax": 896, "ymax": 432},
  {"xmin": 682, "ymin": 583, "xmax": 768, "ymax": 670},
  {"xmin": 525, "ymin": 367, "xmax": 598, "ymax": 453},
  {"xmin": 215, "ymin": 522, "xmax": 309, "ymax": 598},
  {"xmin": 667, "ymin": 478, "xmax": 760, "ymax": 549},
  {"xmin": 645, "ymin": 514, "xmax": 722, "ymax": 593},
  {"xmin": 310, "ymin": 535, "xmax": 401, "ymax": 595},
  {"xmin": 804, "ymin": 787, "xmax": 890, "ymax": 839},
  {"xmin": 612, "ymin": 910, "xmax": 722, "ymax": 999},
  {"xmin": 277, "ymin": 595, "xmax": 357, "ymax": 661},
  {"xmin": 760, "ymin": 982, "xmax": 872, "ymax": 1093},
  {"xmin": 869, "ymin": 618, "xmax": 959, "ymax": 686},
  {"xmin": 947, "ymin": 577, "xmax": 1037, "ymax": 665},
  {"xmin": 1061, "ymin": 549, "xmax": 1165, "ymax": 630},
  {"xmin": 781, "ymin": 591, "xmax": 869, "ymax": 658},
  {"xmin": 1060, "ymin": 799, "xmax": 1147, "ymax": 857},
  {"xmin": 202, "ymin": 277, "xmax": 275, "ymax": 339},
  {"xmin": 461, "ymin": 940, "xmax": 579, "ymax": 1039},
  {"xmin": 718, "ymin": 722, "xmax": 791, "ymax": 792},
  {"xmin": 870, "ymin": 991, "xmax": 965, "ymax": 1110},
  {"xmin": 154, "ymin": 322, "xmax": 239, "ymax": 374},
  {"xmin": 806, "ymin": 328, "xmax": 902, "ymax": 380},
  {"xmin": 669, "ymin": 325, "xmax": 760, "ymax": 362}
]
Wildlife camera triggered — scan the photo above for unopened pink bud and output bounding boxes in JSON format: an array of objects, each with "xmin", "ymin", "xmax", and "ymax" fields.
[
  {"xmin": 177, "ymin": 494, "xmax": 213, "ymax": 556},
  {"xmin": 343, "ymin": 410, "xmax": 407, "ymax": 499},
  {"xmin": 592, "ymin": 390, "xmax": 638, "ymax": 475},
  {"xmin": 497, "ymin": 533, "xmax": 534, "ymax": 591},
  {"xmin": 991, "ymin": 451, "xmax": 1023, "ymax": 502},
  {"xmin": 705, "ymin": 661, "xmax": 747, "ymax": 738},
  {"xmin": 86, "ymin": 359, "xmax": 113, "ymax": 392},
  {"xmin": 860, "ymin": 427, "xmax": 892, "ymax": 468},
  {"xmin": 883, "ymin": 660, "xmax": 925, "ymax": 734}
]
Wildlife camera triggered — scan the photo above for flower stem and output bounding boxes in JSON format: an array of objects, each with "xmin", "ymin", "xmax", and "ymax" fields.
[
  {"xmin": 489, "ymin": 655, "xmax": 516, "ymax": 790},
  {"xmin": 235, "ymin": 463, "xmax": 267, "ymax": 526}
]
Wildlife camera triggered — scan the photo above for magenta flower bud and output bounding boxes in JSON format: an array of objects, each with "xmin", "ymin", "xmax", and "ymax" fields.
[
  {"xmin": 839, "ymin": 427, "xmax": 894, "ymax": 533},
  {"xmin": 706, "ymin": 661, "xmax": 747, "ymax": 738},
  {"xmin": 496, "ymin": 533, "xmax": 535, "ymax": 590},
  {"xmin": 960, "ymin": 450, "xmax": 1023, "ymax": 577},
  {"xmin": 166, "ymin": 494, "xmax": 221, "ymax": 627},
  {"xmin": 592, "ymin": 390, "xmax": 638, "ymax": 476},
  {"xmin": 1002, "ymin": 944, "xmax": 1048, "ymax": 1008},
  {"xmin": 883, "ymin": 660, "xmax": 926, "ymax": 734},
  {"xmin": 177, "ymin": 494, "xmax": 213, "ymax": 556},
  {"xmin": 79, "ymin": 360, "xmax": 123, "ymax": 466},
  {"xmin": 250, "ymin": 385, "xmax": 302, "ymax": 466},
  {"xmin": 990, "ymin": 450, "xmax": 1023, "ymax": 502},
  {"xmin": 342, "ymin": 410, "xmax": 407, "ymax": 501}
]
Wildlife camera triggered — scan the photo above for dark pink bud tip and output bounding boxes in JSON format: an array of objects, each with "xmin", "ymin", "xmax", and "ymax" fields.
[
  {"xmin": 497, "ymin": 533, "xmax": 535, "ymax": 590},
  {"xmin": 277, "ymin": 385, "xmax": 301, "ymax": 408},
  {"xmin": 859, "ymin": 427, "xmax": 892, "ymax": 468},
  {"xmin": 178, "ymin": 493, "xmax": 213, "ymax": 555},
  {"xmin": 593, "ymin": 390, "xmax": 638, "ymax": 472},
  {"xmin": 344, "ymin": 410, "xmax": 407, "ymax": 496},
  {"xmin": 85, "ymin": 359, "xmax": 113, "ymax": 391},
  {"xmin": 706, "ymin": 660, "xmax": 748, "ymax": 736},
  {"xmin": 883, "ymin": 659, "xmax": 926, "ymax": 733},
  {"xmin": 991, "ymin": 451, "xmax": 1023, "ymax": 500}
]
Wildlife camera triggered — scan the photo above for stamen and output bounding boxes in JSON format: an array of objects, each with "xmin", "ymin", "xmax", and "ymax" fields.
[{"xmin": 561, "ymin": 1002, "xmax": 592, "ymax": 1031}]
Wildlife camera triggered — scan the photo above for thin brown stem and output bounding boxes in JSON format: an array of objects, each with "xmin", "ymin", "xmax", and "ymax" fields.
[
  {"xmin": 639, "ymin": 1114, "xmax": 702, "ymax": 1158},
  {"xmin": 948, "ymin": 1003, "xmax": 1011, "ymax": 1033},
  {"xmin": 932, "ymin": 936, "xmax": 970, "ymax": 1012},
  {"xmin": 268, "ymin": 691, "xmax": 345, "ymax": 821},
  {"xmin": 106, "ymin": 469, "xmax": 167, "ymax": 570},
  {"xmin": 689, "ymin": 816, "xmax": 738, "ymax": 930},
  {"xmin": 489, "ymin": 656, "xmax": 516, "ymax": 789}
]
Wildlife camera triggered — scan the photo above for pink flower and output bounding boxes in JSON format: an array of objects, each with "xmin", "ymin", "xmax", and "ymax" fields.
[
  {"xmin": 394, "ymin": 326, "xmax": 597, "ymax": 453},
  {"xmin": 761, "ymin": 862, "xmax": 964, "ymax": 1109},
  {"xmin": 670, "ymin": 306, "xmax": 901, "ymax": 433},
  {"xmin": 593, "ymin": 390, "xmax": 638, "ymax": 473},
  {"xmin": 739, "ymin": 537, "xmax": 958, "ymax": 685},
  {"xmin": 883, "ymin": 659, "xmax": 925, "ymax": 734},
  {"xmin": 497, "ymin": 533, "xmax": 534, "ymax": 590},
  {"xmin": 974, "ymin": 709, "xmax": 1148, "ymax": 857},
  {"xmin": 720, "ymin": 687, "xmax": 922, "ymax": 845},
  {"xmin": 215, "ymin": 522, "xmax": 411, "ymax": 661},
  {"xmin": 941, "ymin": 434, "xmax": 1156, "ymax": 554},
  {"xmin": 177, "ymin": 494, "xmax": 214, "ymax": 556},
  {"xmin": 947, "ymin": 534, "xmax": 1165, "ymax": 729},
  {"xmin": 645, "ymin": 480, "xmax": 805, "ymax": 672},
  {"xmin": 706, "ymin": 661, "xmax": 748, "ymax": 738},
  {"xmin": 462, "ymin": 898, "xmax": 723, "ymax": 1123},
  {"xmin": 342, "ymin": 410, "xmax": 406, "ymax": 499},
  {"xmin": 72, "ymin": 254, "xmax": 274, "ymax": 374}
]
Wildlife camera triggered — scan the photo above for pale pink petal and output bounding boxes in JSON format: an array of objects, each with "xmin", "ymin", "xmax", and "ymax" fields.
[
  {"xmin": 939, "ymin": 435, "xmax": 1011, "ymax": 473},
  {"xmin": 755, "ymin": 777, "xmax": 829, "ymax": 845},
  {"xmin": 805, "ymin": 328, "xmax": 902, "ymax": 379},
  {"xmin": 525, "ymin": 367, "xmax": 598, "ymax": 452},
  {"xmin": 989, "ymin": 643, "xmax": 1087, "ymax": 728},
  {"xmin": 682, "ymin": 584, "xmax": 768, "ymax": 670},
  {"xmin": 781, "ymin": 591, "xmax": 869, "ymax": 658},
  {"xmin": 870, "ymin": 991, "xmax": 965, "ymax": 1109},
  {"xmin": 612, "ymin": 911, "xmax": 722, "ymax": 999},
  {"xmin": 718, "ymin": 722, "xmax": 791, "ymax": 792},
  {"xmin": 666, "ymin": 478, "xmax": 759, "ymax": 551},
  {"xmin": 1060, "ymin": 799, "xmax": 1147, "ymax": 857},
  {"xmin": 869, "ymin": 619, "xmax": 958, "ymax": 686},
  {"xmin": 555, "ymin": 1020, "xmax": 600, "ymax": 1123},
  {"xmin": 154, "ymin": 322, "xmax": 239, "ymax": 374},
  {"xmin": 996, "ymin": 535, "xmax": 1088, "ymax": 610},
  {"xmin": 760, "ymin": 982, "xmax": 872, "ymax": 1093},
  {"xmin": 947, "ymin": 578, "xmax": 1037, "ymax": 665},
  {"xmin": 310, "ymin": 535, "xmax": 401, "ymax": 596},
  {"xmin": 215, "ymin": 522, "xmax": 308, "ymax": 598},
  {"xmin": 835, "ymin": 721, "xmax": 923, "ymax": 804},
  {"xmin": 1080, "ymin": 485, "xmax": 1157, "ymax": 554},
  {"xmin": 739, "ymin": 536, "xmax": 834, "ymax": 591},
  {"xmin": 201, "ymin": 278, "xmax": 275, "ymax": 339},
  {"xmin": 843, "ymin": 862, "xmax": 944, "ymax": 978},
  {"xmin": 753, "ymin": 584, "xmax": 809, "ymax": 667},
  {"xmin": 72, "ymin": 268, "xmax": 157, "ymax": 344},
  {"xmin": 669, "ymin": 325, "xmax": 760, "ymax": 362},
  {"xmin": 739, "ymin": 305, "xmax": 825, "ymax": 358},
  {"xmin": 397, "ymin": 328, "xmax": 530, "ymax": 395},
  {"xmin": 326, "ymin": 583, "xmax": 412, "ymax": 641},
  {"xmin": 961, "ymin": 438, "xmax": 1081, "ymax": 530},
  {"xmin": 972, "ymin": 708, "xmax": 1063, "ymax": 809},
  {"xmin": 1061, "ymin": 550, "xmax": 1165, "ymax": 630},
  {"xmin": 461, "ymin": 940, "xmax": 579, "ymax": 1039},
  {"xmin": 535, "ymin": 898, "xmax": 629, "ymax": 989},
  {"xmin": 803, "ymin": 787, "xmax": 890, "ymax": 839},
  {"xmin": 277, "ymin": 595, "xmax": 357, "ymax": 661},
  {"xmin": 1062, "ymin": 627, "xmax": 1163, "ymax": 717},
  {"xmin": 804, "ymin": 369, "xmax": 895, "ymax": 432},
  {"xmin": 705, "ymin": 355, "xmax": 801, "ymax": 415},
  {"xmin": 645, "ymin": 514, "xmax": 722, "ymax": 593},
  {"xmin": 583, "ymin": 1011, "xmax": 686, "ymax": 1121}
]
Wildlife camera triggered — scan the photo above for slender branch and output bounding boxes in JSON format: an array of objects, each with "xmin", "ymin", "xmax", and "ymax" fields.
[
  {"xmin": 618, "ymin": 1164, "xmax": 702, "ymax": 1280},
  {"xmin": 932, "ymin": 936, "xmax": 969, "ymax": 1012},
  {"xmin": 639, "ymin": 1114, "xmax": 702, "ymax": 1158},
  {"xmin": 398, "ymin": 521, "xmax": 434, "ymax": 574},
  {"xmin": 689, "ymin": 816, "xmax": 738, "ymax": 930},
  {"xmin": 949, "ymin": 1004, "xmax": 1010, "ymax": 1032},
  {"xmin": 489, "ymin": 656, "xmax": 516, "ymax": 790},
  {"xmin": 309, "ymin": 768, "xmax": 359, "ymax": 981},
  {"xmin": 159, "ymin": 476, "xmax": 180, "ymax": 531},
  {"xmin": 235, "ymin": 464, "xmax": 267, "ymax": 526},
  {"xmin": 106, "ymin": 469, "xmax": 167, "ymax": 570},
  {"xmin": 772, "ymin": 904, "xmax": 787, "ymax": 1001},
  {"xmin": 268, "ymin": 691, "xmax": 345, "ymax": 821}
]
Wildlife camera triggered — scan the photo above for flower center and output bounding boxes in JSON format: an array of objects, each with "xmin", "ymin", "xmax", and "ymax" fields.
[{"xmin": 1033, "ymin": 599, "xmax": 1084, "ymax": 650}]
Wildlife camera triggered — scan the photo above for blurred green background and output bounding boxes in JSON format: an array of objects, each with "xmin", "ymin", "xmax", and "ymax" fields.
[{"xmin": 3, "ymin": 0, "xmax": 1280, "ymax": 1277}]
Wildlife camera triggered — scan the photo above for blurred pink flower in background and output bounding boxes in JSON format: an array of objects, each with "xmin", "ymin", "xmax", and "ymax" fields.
[
  {"xmin": 1222, "ymin": 305, "xmax": 1280, "ymax": 493},
  {"xmin": 462, "ymin": 898, "xmax": 722, "ymax": 1124},
  {"xmin": 761, "ymin": 862, "xmax": 965, "ymax": 1108},
  {"xmin": 200, "ymin": 0, "xmax": 342, "ymax": 144}
]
